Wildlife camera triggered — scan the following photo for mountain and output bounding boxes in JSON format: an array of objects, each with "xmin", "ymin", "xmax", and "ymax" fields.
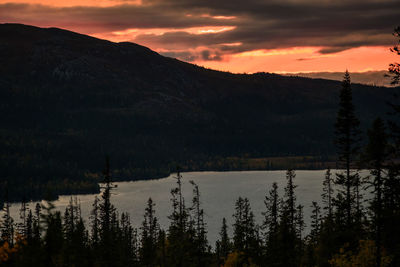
[{"xmin": 0, "ymin": 23, "xmax": 397, "ymax": 201}]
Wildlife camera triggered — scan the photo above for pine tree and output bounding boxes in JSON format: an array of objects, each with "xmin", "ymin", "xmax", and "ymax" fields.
[
  {"xmin": 263, "ymin": 182, "xmax": 280, "ymax": 241},
  {"xmin": 295, "ymin": 204, "xmax": 305, "ymax": 256},
  {"xmin": 17, "ymin": 197, "xmax": 29, "ymax": 237},
  {"xmin": 33, "ymin": 203, "xmax": 41, "ymax": 242},
  {"xmin": 334, "ymin": 70, "xmax": 361, "ymax": 228},
  {"xmin": 1, "ymin": 187, "xmax": 14, "ymax": 246},
  {"xmin": 1, "ymin": 201, "xmax": 14, "ymax": 246},
  {"xmin": 63, "ymin": 197, "xmax": 87, "ymax": 266},
  {"xmin": 63, "ymin": 197, "xmax": 79, "ymax": 243},
  {"xmin": 233, "ymin": 197, "xmax": 246, "ymax": 252},
  {"xmin": 26, "ymin": 209, "xmax": 33, "ymax": 242},
  {"xmin": 140, "ymin": 198, "xmax": 159, "ymax": 267},
  {"xmin": 120, "ymin": 212, "xmax": 138, "ymax": 266},
  {"xmin": 322, "ymin": 168, "xmax": 334, "ymax": 219},
  {"xmin": 309, "ymin": 201, "xmax": 321, "ymax": 243},
  {"xmin": 41, "ymin": 199, "xmax": 63, "ymax": 266},
  {"xmin": 156, "ymin": 229, "xmax": 167, "ymax": 267},
  {"xmin": 90, "ymin": 195, "xmax": 100, "ymax": 246},
  {"xmin": 189, "ymin": 180, "xmax": 208, "ymax": 267},
  {"xmin": 364, "ymin": 118, "xmax": 389, "ymax": 267},
  {"xmin": 166, "ymin": 169, "xmax": 191, "ymax": 267},
  {"xmin": 232, "ymin": 197, "xmax": 260, "ymax": 265},
  {"xmin": 216, "ymin": 217, "xmax": 231, "ymax": 265},
  {"xmin": 262, "ymin": 182, "xmax": 280, "ymax": 266},
  {"xmin": 279, "ymin": 169, "xmax": 300, "ymax": 267},
  {"xmin": 98, "ymin": 156, "xmax": 117, "ymax": 265},
  {"xmin": 283, "ymin": 169, "xmax": 297, "ymax": 232}
]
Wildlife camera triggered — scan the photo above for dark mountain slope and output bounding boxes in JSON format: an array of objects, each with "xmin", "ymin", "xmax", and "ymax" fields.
[{"xmin": 0, "ymin": 23, "xmax": 396, "ymax": 201}]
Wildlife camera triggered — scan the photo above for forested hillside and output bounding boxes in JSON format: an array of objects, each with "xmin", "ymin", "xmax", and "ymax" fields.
[{"xmin": 0, "ymin": 24, "xmax": 397, "ymax": 201}]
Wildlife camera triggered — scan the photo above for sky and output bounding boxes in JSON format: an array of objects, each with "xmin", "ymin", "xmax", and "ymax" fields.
[{"xmin": 0, "ymin": 0, "xmax": 399, "ymax": 74}]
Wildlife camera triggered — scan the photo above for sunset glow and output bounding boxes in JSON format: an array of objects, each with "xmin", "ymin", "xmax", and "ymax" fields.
[{"xmin": 0, "ymin": 0, "xmax": 398, "ymax": 74}]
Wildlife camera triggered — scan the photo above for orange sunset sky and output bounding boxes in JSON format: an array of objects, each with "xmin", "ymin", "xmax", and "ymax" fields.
[{"xmin": 0, "ymin": 0, "xmax": 399, "ymax": 74}]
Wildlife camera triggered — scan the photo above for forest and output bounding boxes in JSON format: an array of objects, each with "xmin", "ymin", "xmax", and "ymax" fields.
[{"xmin": 1, "ymin": 36, "xmax": 400, "ymax": 265}]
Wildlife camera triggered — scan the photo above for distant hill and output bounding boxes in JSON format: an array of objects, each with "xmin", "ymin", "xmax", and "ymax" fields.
[
  {"xmin": 0, "ymin": 23, "xmax": 397, "ymax": 201},
  {"xmin": 288, "ymin": 71, "xmax": 393, "ymax": 87}
]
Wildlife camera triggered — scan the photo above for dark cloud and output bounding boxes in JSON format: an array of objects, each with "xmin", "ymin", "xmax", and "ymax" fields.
[
  {"xmin": 296, "ymin": 58, "xmax": 314, "ymax": 61},
  {"xmin": 201, "ymin": 50, "xmax": 222, "ymax": 61},
  {"xmin": 0, "ymin": 0, "xmax": 398, "ymax": 61},
  {"xmin": 161, "ymin": 51, "xmax": 198, "ymax": 61}
]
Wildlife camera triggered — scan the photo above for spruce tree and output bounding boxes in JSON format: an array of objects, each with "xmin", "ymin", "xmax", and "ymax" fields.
[
  {"xmin": 41, "ymin": 199, "xmax": 63, "ymax": 266},
  {"xmin": 98, "ymin": 156, "xmax": 117, "ymax": 265},
  {"xmin": 33, "ymin": 203, "xmax": 41, "ymax": 242},
  {"xmin": 263, "ymin": 182, "xmax": 280, "ymax": 242},
  {"xmin": 295, "ymin": 204, "xmax": 305, "ymax": 260},
  {"xmin": 1, "ymin": 201, "xmax": 14, "ymax": 246},
  {"xmin": 140, "ymin": 198, "xmax": 159, "ymax": 267},
  {"xmin": 309, "ymin": 201, "xmax": 321, "ymax": 243},
  {"xmin": 279, "ymin": 169, "xmax": 300, "ymax": 267},
  {"xmin": 334, "ymin": 70, "xmax": 361, "ymax": 228},
  {"xmin": 17, "ymin": 197, "xmax": 28, "ymax": 237},
  {"xmin": 90, "ymin": 195, "xmax": 100, "ymax": 246},
  {"xmin": 283, "ymin": 169, "xmax": 297, "ymax": 232},
  {"xmin": 262, "ymin": 182, "xmax": 281, "ymax": 266},
  {"xmin": 216, "ymin": 217, "xmax": 231, "ymax": 265},
  {"xmin": 167, "ymin": 169, "xmax": 190, "ymax": 267},
  {"xmin": 232, "ymin": 197, "xmax": 259, "ymax": 265},
  {"xmin": 189, "ymin": 180, "xmax": 208, "ymax": 267},
  {"xmin": 1, "ymin": 187, "xmax": 14, "ymax": 246},
  {"xmin": 364, "ymin": 118, "xmax": 389, "ymax": 267},
  {"xmin": 322, "ymin": 168, "xmax": 334, "ymax": 219}
]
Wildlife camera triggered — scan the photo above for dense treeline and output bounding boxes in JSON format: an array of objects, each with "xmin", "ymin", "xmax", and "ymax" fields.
[{"xmin": 0, "ymin": 155, "xmax": 400, "ymax": 266}]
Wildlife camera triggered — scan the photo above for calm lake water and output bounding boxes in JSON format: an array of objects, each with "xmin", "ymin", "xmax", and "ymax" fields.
[{"xmin": 8, "ymin": 170, "xmax": 370, "ymax": 245}]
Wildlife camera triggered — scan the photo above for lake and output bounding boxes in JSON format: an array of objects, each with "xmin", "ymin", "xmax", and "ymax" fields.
[{"xmin": 7, "ymin": 170, "xmax": 370, "ymax": 245}]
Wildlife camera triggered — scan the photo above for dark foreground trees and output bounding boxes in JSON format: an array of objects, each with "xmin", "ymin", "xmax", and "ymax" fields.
[{"xmin": 1, "ymin": 158, "xmax": 400, "ymax": 266}]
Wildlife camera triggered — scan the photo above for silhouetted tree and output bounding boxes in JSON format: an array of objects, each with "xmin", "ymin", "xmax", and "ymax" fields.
[
  {"xmin": 334, "ymin": 70, "xmax": 362, "ymax": 231},
  {"xmin": 309, "ymin": 202, "xmax": 321, "ymax": 243},
  {"xmin": 41, "ymin": 199, "xmax": 63, "ymax": 266},
  {"xmin": 322, "ymin": 168, "xmax": 334, "ymax": 218},
  {"xmin": 189, "ymin": 180, "xmax": 208, "ymax": 267},
  {"xmin": 262, "ymin": 182, "xmax": 280, "ymax": 266},
  {"xmin": 232, "ymin": 197, "xmax": 260, "ymax": 264},
  {"xmin": 216, "ymin": 217, "xmax": 231, "ymax": 266},
  {"xmin": 98, "ymin": 156, "xmax": 117, "ymax": 265},
  {"xmin": 279, "ymin": 169, "xmax": 300, "ymax": 267},
  {"xmin": 1, "ymin": 187, "xmax": 14, "ymax": 246},
  {"xmin": 389, "ymin": 26, "xmax": 400, "ymax": 85},
  {"xmin": 284, "ymin": 169, "xmax": 297, "ymax": 232},
  {"xmin": 166, "ymin": 169, "xmax": 191, "ymax": 267},
  {"xmin": 140, "ymin": 198, "xmax": 159, "ymax": 267},
  {"xmin": 364, "ymin": 118, "xmax": 389, "ymax": 267},
  {"xmin": 90, "ymin": 195, "xmax": 100, "ymax": 246},
  {"xmin": 17, "ymin": 197, "xmax": 28, "ymax": 237}
]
